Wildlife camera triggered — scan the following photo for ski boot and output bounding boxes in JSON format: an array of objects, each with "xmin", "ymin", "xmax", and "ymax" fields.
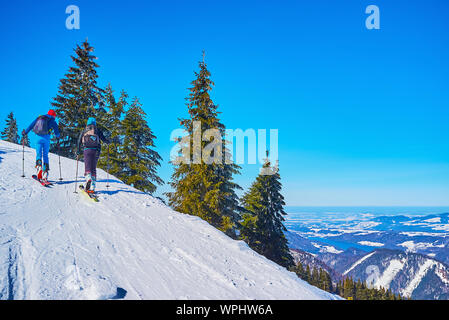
[
  {"xmin": 42, "ymin": 163, "xmax": 49, "ymax": 183},
  {"xmin": 89, "ymin": 176, "xmax": 96, "ymax": 193},
  {"xmin": 35, "ymin": 159, "xmax": 43, "ymax": 180},
  {"xmin": 85, "ymin": 173, "xmax": 96, "ymax": 193}
]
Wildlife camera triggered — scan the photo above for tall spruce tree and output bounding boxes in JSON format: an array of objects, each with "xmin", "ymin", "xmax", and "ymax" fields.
[
  {"xmin": 240, "ymin": 155, "xmax": 293, "ymax": 268},
  {"xmin": 319, "ymin": 268, "xmax": 333, "ymax": 292},
  {"xmin": 166, "ymin": 57, "xmax": 242, "ymax": 237},
  {"xmin": 1, "ymin": 112, "xmax": 18, "ymax": 144},
  {"xmin": 121, "ymin": 97, "xmax": 163, "ymax": 194},
  {"xmin": 97, "ymin": 85, "xmax": 128, "ymax": 179},
  {"xmin": 51, "ymin": 40, "xmax": 104, "ymax": 158}
]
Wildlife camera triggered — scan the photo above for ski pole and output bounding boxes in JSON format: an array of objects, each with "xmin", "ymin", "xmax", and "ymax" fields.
[
  {"xmin": 58, "ymin": 141, "xmax": 63, "ymax": 181},
  {"xmin": 106, "ymin": 143, "xmax": 110, "ymax": 188},
  {"xmin": 74, "ymin": 154, "xmax": 79, "ymax": 193},
  {"xmin": 21, "ymin": 136, "xmax": 25, "ymax": 178}
]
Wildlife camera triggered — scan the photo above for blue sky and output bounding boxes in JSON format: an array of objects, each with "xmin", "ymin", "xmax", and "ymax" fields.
[{"xmin": 1, "ymin": 0, "xmax": 448, "ymax": 205}]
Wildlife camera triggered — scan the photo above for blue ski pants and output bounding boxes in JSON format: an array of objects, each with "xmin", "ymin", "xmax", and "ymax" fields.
[{"xmin": 35, "ymin": 136, "xmax": 50, "ymax": 166}]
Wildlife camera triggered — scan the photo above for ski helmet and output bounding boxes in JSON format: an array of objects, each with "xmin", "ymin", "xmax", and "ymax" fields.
[
  {"xmin": 47, "ymin": 109, "xmax": 57, "ymax": 118},
  {"xmin": 87, "ymin": 117, "xmax": 96, "ymax": 126}
]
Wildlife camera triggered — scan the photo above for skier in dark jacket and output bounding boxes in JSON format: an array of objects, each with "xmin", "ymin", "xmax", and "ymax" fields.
[
  {"xmin": 24, "ymin": 109, "xmax": 61, "ymax": 181},
  {"xmin": 77, "ymin": 117, "xmax": 109, "ymax": 192}
]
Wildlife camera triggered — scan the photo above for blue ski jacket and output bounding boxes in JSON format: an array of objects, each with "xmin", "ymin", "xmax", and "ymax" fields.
[{"xmin": 25, "ymin": 114, "xmax": 60, "ymax": 140}]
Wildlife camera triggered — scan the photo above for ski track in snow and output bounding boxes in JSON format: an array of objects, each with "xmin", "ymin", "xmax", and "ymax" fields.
[
  {"xmin": 343, "ymin": 252, "xmax": 376, "ymax": 276},
  {"xmin": 0, "ymin": 141, "xmax": 339, "ymax": 300}
]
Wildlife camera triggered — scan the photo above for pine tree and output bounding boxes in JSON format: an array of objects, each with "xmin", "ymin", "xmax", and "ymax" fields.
[
  {"xmin": 121, "ymin": 97, "xmax": 163, "ymax": 194},
  {"xmin": 20, "ymin": 129, "xmax": 30, "ymax": 147},
  {"xmin": 240, "ymin": 155, "xmax": 294, "ymax": 268},
  {"xmin": 343, "ymin": 278, "xmax": 355, "ymax": 299},
  {"xmin": 167, "ymin": 57, "xmax": 242, "ymax": 237},
  {"xmin": 355, "ymin": 279, "xmax": 365, "ymax": 300},
  {"xmin": 319, "ymin": 268, "xmax": 333, "ymax": 292},
  {"xmin": 97, "ymin": 85, "xmax": 128, "ymax": 178},
  {"xmin": 1, "ymin": 112, "xmax": 18, "ymax": 144},
  {"xmin": 293, "ymin": 262, "xmax": 306, "ymax": 280},
  {"xmin": 311, "ymin": 268, "xmax": 319, "ymax": 287},
  {"xmin": 51, "ymin": 40, "xmax": 104, "ymax": 158},
  {"xmin": 239, "ymin": 210, "xmax": 259, "ymax": 248},
  {"xmin": 305, "ymin": 265, "xmax": 311, "ymax": 282}
]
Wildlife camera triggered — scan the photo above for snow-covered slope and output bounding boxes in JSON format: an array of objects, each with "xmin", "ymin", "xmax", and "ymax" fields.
[
  {"xmin": 339, "ymin": 249, "xmax": 449, "ymax": 299},
  {"xmin": 0, "ymin": 140, "xmax": 338, "ymax": 300}
]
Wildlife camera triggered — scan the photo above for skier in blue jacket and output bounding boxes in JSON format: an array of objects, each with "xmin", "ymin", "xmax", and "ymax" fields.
[{"xmin": 24, "ymin": 109, "xmax": 60, "ymax": 181}]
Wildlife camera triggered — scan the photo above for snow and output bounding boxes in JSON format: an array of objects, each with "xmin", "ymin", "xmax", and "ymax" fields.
[
  {"xmin": 400, "ymin": 231, "xmax": 447, "ymax": 237},
  {"xmin": 0, "ymin": 141, "xmax": 339, "ymax": 300},
  {"xmin": 398, "ymin": 241, "xmax": 440, "ymax": 252},
  {"xmin": 431, "ymin": 224, "xmax": 449, "ymax": 231},
  {"xmin": 342, "ymin": 252, "xmax": 376, "ymax": 276},
  {"xmin": 435, "ymin": 263, "xmax": 449, "ymax": 285},
  {"xmin": 374, "ymin": 259, "xmax": 404, "ymax": 290},
  {"xmin": 402, "ymin": 219, "xmax": 449, "ymax": 232},
  {"xmin": 352, "ymin": 231, "xmax": 380, "ymax": 236},
  {"xmin": 401, "ymin": 259, "xmax": 436, "ymax": 297},
  {"xmin": 321, "ymin": 246, "xmax": 343, "ymax": 254},
  {"xmin": 311, "ymin": 242, "xmax": 343, "ymax": 254},
  {"xmin": 358, "ymin": 241, "xmax": 384, "ymax": 247}
]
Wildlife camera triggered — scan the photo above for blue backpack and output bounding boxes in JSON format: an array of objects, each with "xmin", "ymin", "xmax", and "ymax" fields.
[{"xmin": 32, "ymin": 115, "xmax": 49, "ymax": 135}]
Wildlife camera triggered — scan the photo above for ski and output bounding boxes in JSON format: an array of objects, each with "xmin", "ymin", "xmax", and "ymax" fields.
[
  {"xmin": 79, "ymin": 185, "xmax": 99, "ymax": 202},
  {"xmin": 32, "ymin": 175, "xmax": 52, "ymax": 187}
]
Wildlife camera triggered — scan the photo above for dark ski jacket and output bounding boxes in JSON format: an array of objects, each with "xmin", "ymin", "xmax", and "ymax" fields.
[
  {"xmin": 25, "ymin": 114, "xmax": 60, "ymax": 140},
  {"xmin": 77, "ymin": 125, "xmax": 110, "ymax": 155}
]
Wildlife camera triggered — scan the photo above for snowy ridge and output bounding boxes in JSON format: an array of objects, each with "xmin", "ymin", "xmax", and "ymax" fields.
[
  {"xmin": 342, "ymin": 252, "xmax": 376, "ymax": 276},
  {"xmin": 436, "ymin": 263, "xmax": 449, "ymax": 285},
  {"xmin": 401, "ymin": 259, "xmax": 436, "ymax": 297},
  {"xmin": 374, "ymin": 259, "xmax": 404, "ymax": 290},
  {"xmin": 335, "ymin": 249, "xmax": 449, "ymax": 299},
  {"xmin": 0, "ymin": 141, "xmax": 339, "ymax": 300}
]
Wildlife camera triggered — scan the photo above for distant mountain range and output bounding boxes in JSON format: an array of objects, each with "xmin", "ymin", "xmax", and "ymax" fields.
[
  {"xmin": 286, "ymin": 211, "xmax": 449, "ymax": 299},
  {"xmin": 326, "ymin": 249, "xmax": 449, "ymax": 300}
]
